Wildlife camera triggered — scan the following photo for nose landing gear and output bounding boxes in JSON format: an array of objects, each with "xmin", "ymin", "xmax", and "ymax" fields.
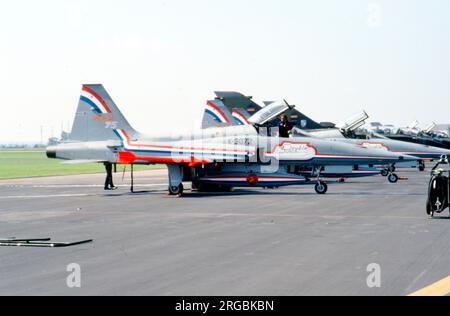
[
  {"xmin": 388, "ymin": 173, "xmax": 399, "ymax": 183},
  {"xmin": 418, "ymin": 160, "xmax": 426, "ymax": 172},
  {"xmin": 381, "ymin": 164, "xmax": 399, "ymax": 183},
  {"xmin": 315, "ymin": 181, "xmax": 328, "ymax": 194},
  {"xmin": 314, "ymin": 166, "xmax": 328, "ymax": 194}
]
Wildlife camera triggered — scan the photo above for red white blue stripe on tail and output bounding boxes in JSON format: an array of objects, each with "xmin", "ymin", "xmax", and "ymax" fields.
[
  {"xmin": 232, "ymin": 110, "xmax": 250, "ymax": 125},
  {"xmin": 205, "ymin": 101, "xmax": 230, "ymax": 123},
  {"xmin": 80, "ymin": 85, "xmax": 112, "ymax": 114}
]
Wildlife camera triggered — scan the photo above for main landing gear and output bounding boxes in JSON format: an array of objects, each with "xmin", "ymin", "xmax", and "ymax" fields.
[
  {"xmin": 167, "ymin": 163, "xmax": 184, "ymax": 197},
  {"xmin": 381, "ymin": 164, "xmax": 399, "ymax": 183},
  {"xmin": 168, "ymin": 183, "xmax": 184, "ymax": 196}
]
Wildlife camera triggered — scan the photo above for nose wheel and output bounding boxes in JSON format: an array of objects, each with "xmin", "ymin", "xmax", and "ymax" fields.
[
  {"xmin": 315, "ymin": 181, "xmax": 328, "ymax": 194},
  {"xmin": 388, "ymin": 173, "xmax": 399, "ymax": 183},
  {"xmin": 418, "ymin": 160, "xmax": 425, "ymax": 172}
]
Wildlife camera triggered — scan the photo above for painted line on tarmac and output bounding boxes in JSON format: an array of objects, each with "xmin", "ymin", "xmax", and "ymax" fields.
[
  {"xmin": 0, "ymin": 183, "xmax": 168, "ymax": 188},
  {"xmin": 0, "ymin": 193, "xmax": 92, "ymax": 199},
  {"xmin": 408, "ymin": 275, "xmax": 450, "ymax": 296},
  {"xmin": 32, "ymin": 183, "xmax": 168, "ymax": 188}
]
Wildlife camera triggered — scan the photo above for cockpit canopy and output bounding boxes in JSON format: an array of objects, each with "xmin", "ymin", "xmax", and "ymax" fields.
[{"xmin": 248, "ymin": 100, "xmax": 294, "ymax": 125}]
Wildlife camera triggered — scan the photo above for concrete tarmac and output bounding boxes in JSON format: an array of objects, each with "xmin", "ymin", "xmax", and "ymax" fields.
[{"xmin": 0, "ymin": 167, "xmax": 449, "ymax": 296}]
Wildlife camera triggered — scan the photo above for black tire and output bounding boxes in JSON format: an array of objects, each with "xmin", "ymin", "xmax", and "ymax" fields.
[
  {"xmin": 419, "ymin": 161, "xmax": 425, "ymax": 172},
  {"xmin": 168, "ymin": 183, "xmax": 184, "ymax": 196},
  {"xmin": 315, "ymin": 181, "xmax": 328, "ymax": 194},
  {"xmin": 388, "ymin": 173, "xmax": 399, "ymax": 183},
  {"xmin": 426, "ymin": 201, "xmax": 431, "ymax": 215},
  {"xmin": 381, "ymin": 169, "xmax": 389, "ymax": 177}
]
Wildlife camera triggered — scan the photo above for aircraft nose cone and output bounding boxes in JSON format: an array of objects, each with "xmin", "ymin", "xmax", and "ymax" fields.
[{"xmin": 46, "ymin": 146, "xmax": 57, "ymax": 159}]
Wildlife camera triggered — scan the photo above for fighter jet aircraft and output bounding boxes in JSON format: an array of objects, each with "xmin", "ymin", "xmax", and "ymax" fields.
[
  {"xmin": 201, "ymin": 94, "xmax": 379, "ymax": 180},
  {"xmin": 213, "ymin": 92, "xmax": 450, "ymax": 181},
  {"xmin": 47, "ymin": 85, "xmax": 417, "ymax": 195},
  {"xmin": 379, "ymin": 122, "xmax": 450, "ymax": 150},
  {"xmin": 288, "ymin": 112, "xmax": 450, "ymax": 176}
]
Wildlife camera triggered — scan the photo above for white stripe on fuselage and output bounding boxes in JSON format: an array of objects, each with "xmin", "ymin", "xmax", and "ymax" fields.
[{"xmin": 115, "ymin": 129, "xmax": 249, "ymax": 156}]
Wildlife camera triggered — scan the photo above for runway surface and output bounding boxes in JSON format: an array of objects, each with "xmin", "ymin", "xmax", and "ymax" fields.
[{"xmin": 0, "ymin": 167, "xmax": 449, "ymax": 296}]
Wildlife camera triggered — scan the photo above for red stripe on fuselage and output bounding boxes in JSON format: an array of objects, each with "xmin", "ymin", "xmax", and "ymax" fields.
[
  {"xmin": 117, "ymin": 151, "xmax": 211, "ymax": 165},
  {"xmin": 119, "ymin": 129, "xmax": 249, "ymax": 153}
]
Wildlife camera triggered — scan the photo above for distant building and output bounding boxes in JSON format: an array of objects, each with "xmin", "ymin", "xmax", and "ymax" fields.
[
  {"xmin": 47, "ymin": 137, "xmax": 59, "ymax": 146},
  {"xmin": 47, "ymin": 131, "xmax": 71, "ymax": 146}
]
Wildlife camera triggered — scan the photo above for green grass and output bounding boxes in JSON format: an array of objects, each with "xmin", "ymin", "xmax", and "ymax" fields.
[
  {"xmin": 0, "ymin": 151, "xmax": 164, "ymax": 179},
  {"xmin": 0, "ymin": 152, "xmax": 46, "ymax": 159},
  {"xmin": 0, "ymin": 147, "xmax": 45, "ymax": 152}
]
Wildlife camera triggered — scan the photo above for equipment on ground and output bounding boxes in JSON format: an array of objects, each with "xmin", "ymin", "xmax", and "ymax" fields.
[
  {"xmin": 0, "ymin": 237, "xmax": 93, "ymax": 248},
  {"xmin": 427, "ymin": 155, "xmax": 450, "ymax": 218}
]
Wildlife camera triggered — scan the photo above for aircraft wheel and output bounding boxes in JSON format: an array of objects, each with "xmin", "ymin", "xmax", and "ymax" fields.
[
  {"xmin": 426, "ymin": 202, "xmax": 437, "ymax": 218},
  {"xmin": 168, "ymin": 183, "xmax": 184, "ymax": 196},
  {"xmin": 388, "ymin": 173, "xmax": 399, "ymax": 183},
  {"xmin": 381, "ymin": 169, "xmax": 389, "ymax": 177},
  {"xmin": 419, "ymin": 161, "xmax": 425, "ymax": 172},
  {"xmin": 315, "ymin": 181, "xmax": 328, "ymax": 194}
]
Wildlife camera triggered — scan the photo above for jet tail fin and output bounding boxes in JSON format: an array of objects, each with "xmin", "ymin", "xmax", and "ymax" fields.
[
  {"xmin": 201, "ymin": 99, "xmax": 237, "ymax": 129},
  {"xmin": 70, "ymin": 84, "xmax": 138, "ymax": 142},
  {"xmin": 284, "ymin": 108, "xmax": 324, "ymax": 129}
]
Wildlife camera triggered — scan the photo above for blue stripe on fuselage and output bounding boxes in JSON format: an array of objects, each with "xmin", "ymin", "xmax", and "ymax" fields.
[{"xmin": 128, "ymin": 148, "xmax": 247, "ymax": 158}]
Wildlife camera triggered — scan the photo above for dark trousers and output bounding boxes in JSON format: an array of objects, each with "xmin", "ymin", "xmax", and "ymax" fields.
[{"xmin": 104, "ymin": 163, "xmax": 114, "ymax": 189}]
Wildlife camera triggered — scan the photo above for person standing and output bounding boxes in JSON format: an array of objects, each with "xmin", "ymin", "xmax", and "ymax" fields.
[{"xmin": 104, "ymin": 162, "xmax": 117, "ymax": 190}]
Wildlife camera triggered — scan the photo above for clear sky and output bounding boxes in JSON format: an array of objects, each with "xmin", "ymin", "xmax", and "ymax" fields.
[{"xmin": 1, "ymin": 0, "xmax": 449, "ymax": 143}]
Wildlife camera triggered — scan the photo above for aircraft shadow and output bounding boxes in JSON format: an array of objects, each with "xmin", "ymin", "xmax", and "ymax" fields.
[
  {"xmin": 103, "ymin": 190, "xmax": 163, "ymax": 197},
  {"xmin": 325, "ymin": 192, "xmax": 427, "ymax": 196},
  {"xmin": 430, "ymin": 215, "xmax": 450, "ymax": 220},
  {"xmin": 180, "ymin": 190, "xmax": 320, "ymax": 198},
  {"xmin": 101, "ymin": 188, "xmax": 427, "ymax": 198}
]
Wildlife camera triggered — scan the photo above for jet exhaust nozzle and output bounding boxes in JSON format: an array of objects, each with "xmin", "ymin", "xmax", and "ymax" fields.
[{"xmin": 46, "ymin": 146, "xmax": 57, "ymax": 159}]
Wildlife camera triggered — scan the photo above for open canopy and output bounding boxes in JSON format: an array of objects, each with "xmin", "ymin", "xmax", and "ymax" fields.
[{"xmin": 248, "ymin": 100, "xmax": 294, "ymax": 125}]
